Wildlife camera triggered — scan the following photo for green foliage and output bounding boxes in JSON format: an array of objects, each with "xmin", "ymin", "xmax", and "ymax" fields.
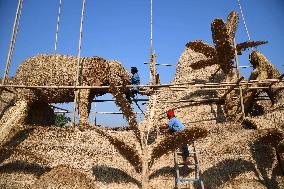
[{"xmin": 54, "ymin": 114, "xmax": 71, "ymax": 127}]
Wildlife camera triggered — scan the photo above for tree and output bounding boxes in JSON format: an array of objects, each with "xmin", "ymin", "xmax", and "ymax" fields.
[{"xmin": 54, "ymin": 114, "xmax": 71, "ymax": 127}]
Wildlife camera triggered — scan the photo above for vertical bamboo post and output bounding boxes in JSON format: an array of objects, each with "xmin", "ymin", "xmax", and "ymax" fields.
[
  {"xmin": 54, "ymin": 0, "xmax": 62, "ymax": 52},
  {"xmin": 149, "ymin": 0, "xmax": 156, "ymax": 84},
  {"xmin": 94, "ymin": 98, "xmax": 97, "ymax": 125},
  {"xmin": 72, "ymin": 0, "xmax": 86, "ymax": 126},
  {"xmin": 2, "ymin": 0, "xmax": 23, "ymax": 86},
  {"xmin": 234, "ymin": 38, "xmax": 245, "ymax": 117}
]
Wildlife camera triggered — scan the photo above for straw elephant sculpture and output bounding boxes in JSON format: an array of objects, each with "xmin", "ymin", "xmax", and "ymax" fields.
[{"xmin": 13, "ymin": 54, "xmax": 132, "ymax": 125}]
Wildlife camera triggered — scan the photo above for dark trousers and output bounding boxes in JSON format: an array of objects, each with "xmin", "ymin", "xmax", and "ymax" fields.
[{"xmin": 181, "ymin": 144, "xmax": 189, "ymax": 158}]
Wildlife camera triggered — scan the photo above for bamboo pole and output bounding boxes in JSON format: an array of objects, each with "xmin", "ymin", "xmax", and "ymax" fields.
[
  {"xmin": 93, "ymin": 99, "xmax": 149, "ymax": 102},
  {"xmin": 72, "ymin": 0, "xmax": 86, "ymax": 126},
  {"xmin": 144, "ymin": 62, "xmax": 176, "ymax": 67},
  {"xmin": 221, "ymin": 76, "xmax": 244, "ymax": 99},
  {"xmin": 2, "ymin": 0, "xmax": 23, "ymax": 85},
  {"xmin": 1, "ymin": 84, "xmax": 283, "ymax": 90},
  {"xmin": 49, "ymin": 105, "xmax": 70, "ymax": 113},
  {"xmin": 95, "ymin": 112, "xmax": 144, "ymax": 115},
  {"xmin": 234, "ymin": 38, "xmax": 245, "ymax": 116},
  {"xmin": 54, "ymin": 0, "xmax": 62, "ymax": 52}
]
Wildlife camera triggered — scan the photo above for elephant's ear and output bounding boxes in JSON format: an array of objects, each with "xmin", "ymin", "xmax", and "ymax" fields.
[
  {"xmin": 149, "ymin": 127, "xmax": 207, "ymax": 167},
  {"xmin": 93, "ymin": 127, "xmax": 142, "ymax": 173}
]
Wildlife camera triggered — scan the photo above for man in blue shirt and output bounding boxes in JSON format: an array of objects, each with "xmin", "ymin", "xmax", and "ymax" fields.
[
  {"xmin": 126, "ymin": 67, "xmax": 140, "ymax": 103},
  {"xmin": 160, "ymin": 110, "xmax": 191, "ymax": 165},
  {"xmin": 130, "ymin": 67, "xmax": 140, "ymax": 94}
]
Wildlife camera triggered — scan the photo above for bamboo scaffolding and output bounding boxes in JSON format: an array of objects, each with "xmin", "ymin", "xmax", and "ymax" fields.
[
  {"xmin": 72, "ymin": 0, "xmax": 86, "ymax": 126},
  {"xmin": 54, "ymin": 0, "xmax": 62, "ymax": 52},
  {"xmin": 95, "ymin": 111, "xmax": 143, "ymax": 115},
  {"xmin": 50, "ymin": 105, "xmax": 70, "ymax": 113},
  {"xmin": 144, "ymin": 62, "xmax": 176, "ymax": 67},
  {"xmin": 93, "ymin": 99, "xmax": 149, "ymax": 102},
  {"xmin": 160, "ymin": 98, "xmax": 220, "ymax": 103},
  {"xmin": 234, "ymin": 38, "xmax": 245, "ymax": 116},
  {"xmin": 1, "ymin": 82, "xmax": 284, "ymax": 90},
  {"xmin": 2, "ymin": 0, "xmax": 23, "ymax": 85},
  {"xmin": 221, "ymin": 76, "xmax": 244, "ymax": 100},
  {"xmin": 239, "ymin": 65, "xmax": 252, "ymax": 68}
]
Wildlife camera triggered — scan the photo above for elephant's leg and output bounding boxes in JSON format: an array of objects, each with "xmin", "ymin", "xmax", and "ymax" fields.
[
  {"xmin": 109, "ymin": 85, "xmax": 137, "ymax": 128},
  {"xmin": 78, "ymin": 89, "xmax": 91, "ymax": 125}
]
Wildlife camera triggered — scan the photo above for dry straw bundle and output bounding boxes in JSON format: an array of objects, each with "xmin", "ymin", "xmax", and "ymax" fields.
[
  {"xmin": 32, "ymin": 165, "xmax": 96, "ymax": 189},
  {"xmin": 150, "ymin": 127, "xmax": 207, "ymax": 165},
  {"xmin": 243, "ymin": 51, "xmax": 284, "ymax": 115},
  {"xmin": 2, "ymin": 54, "xmax": 137, "ymax": 126}
]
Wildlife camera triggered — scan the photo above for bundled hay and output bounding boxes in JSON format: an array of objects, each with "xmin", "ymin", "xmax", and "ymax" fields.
[
  {"xmin": 149, "ymin": 127, "xmax": 207, "ymax": 165},
  {"xmin": 3, "ymin": 54, "xmax": 137, "ymax": 126},
  {"xmin": 187, "ymin": 11, "xmax": 267, "ymax": 75},
  {"xmin": 93, "ymin": 127, "xmax": 142, "ymax": 173},
  {"xmin": 32, "ymin": 165, "xmax": 96, "ymax": 189},
  {"xmin": 243, "ymin": 51, "xmax": 284, "ymax": 115}
]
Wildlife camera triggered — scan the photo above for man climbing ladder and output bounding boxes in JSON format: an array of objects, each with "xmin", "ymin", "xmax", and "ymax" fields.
[{"xmin": 174, "ymin": 142, "xmax": 204, "ymax": 189}]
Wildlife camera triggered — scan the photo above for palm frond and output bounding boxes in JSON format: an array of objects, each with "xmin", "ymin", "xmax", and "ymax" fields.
[
  {"xmin": 226, "ymin": 11, "xmax": 239, "ymax": 38},
  {"xmin": 257, "ymin": 128, "xmax": 283, "ymax": 147},
  {"xmin": 236, "ymin": 41, "xmax": 268, "ymax": 55},
  {"xmin": 189, "ymin": 57, "xmax": 217, "ymax": 70},
  {"xmin": 93, "ymin": 127, "xmax": 142, "ymax": 173},
  {"xmin": 186, "ymin": 40, "xmax": 216, "ymax": 58},
  {"xmin": 149, "ymin": 127, "xmax": 207, "ymax": 166},
  {"xmin": 0, "ymin": 147, "xmax": 48, "ymax": 165},
  {"xmin": 211, "ymin": 19, "xmax": 229, "ymax": 46}
]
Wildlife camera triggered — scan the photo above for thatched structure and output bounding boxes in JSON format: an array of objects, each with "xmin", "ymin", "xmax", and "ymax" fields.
[
  {"xmin": 0, "ymin": 10, "xmax": 283, "ymax": 189},
  {"xmin": 186, "ymin": 11, "xmax": 267, "ymax": 121},
  {"xmin": 14, "ymin": 54, "xmax": 133, "ymax": 125},
  {"xmin": 244, "ymin": 51, "xmax": 284, "ymax": 115}
]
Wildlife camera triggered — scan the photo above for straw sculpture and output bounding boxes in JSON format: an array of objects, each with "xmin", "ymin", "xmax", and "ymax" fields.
[
  {"xmin": 32, "ymin": 165, "xmax": 97, "ymax": 189},
  {"xmin": 149, "ymin": 127, "xmax": 207, "ymax": 166},
  {"xmin": 1, "ymin": 9, "xmax": 284, "ymax": 189},
  {"xmin": 8, "ymin": 54, "xmax": 137, "ymax": 126},
  {"xmin": 186, "ymin": 11, "xmax": 267, "ymax": 75},
  {"xmin": 243, "ymin": 51, "xmax": 284, "ymax": 115},
  {"xmin": 185, "ymin": 11, "xmax": 267, "ymax": 120}
]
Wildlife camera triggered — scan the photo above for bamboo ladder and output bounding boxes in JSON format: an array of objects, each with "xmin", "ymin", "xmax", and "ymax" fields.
[{"xmin": 174, "ymin": 141, "xmax": 204, "ymax": 189}]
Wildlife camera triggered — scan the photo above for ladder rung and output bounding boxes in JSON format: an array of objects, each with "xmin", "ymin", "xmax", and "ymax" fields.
[
  {"xmin": 176, "ymin": 152, "xmax": 197, "ymax": 156},
  {"xmin": 177, "ymin": 163, "xmax": 198, "ymax": 167},
  {"xmin": 176, "ymin": 178, "xmax": 201, "ymax": 183}
]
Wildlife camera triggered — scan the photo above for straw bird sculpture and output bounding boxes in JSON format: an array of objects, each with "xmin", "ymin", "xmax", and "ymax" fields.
[{"xmin": 13, "ymin": 54, "xmax": 136, "ymax": 126}]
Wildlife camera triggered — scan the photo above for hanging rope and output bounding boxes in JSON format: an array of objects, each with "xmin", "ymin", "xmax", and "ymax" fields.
[
  {"xmin": 2, "ymin": 0, "xmax": 23, "ymax": 86},
  {"xmin": 72, "ymin": 0, "xmax": 86, "ymax": 126},
  {"xmin": 54, "ymin": 0, "xmax": 62, "ymax": 52},
  {"xmin": 237, "ymin": 0, "xmax": 251, "ymax": 41}
]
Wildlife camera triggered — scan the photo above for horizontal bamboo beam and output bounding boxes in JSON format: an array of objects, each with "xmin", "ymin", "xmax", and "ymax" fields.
[
  {"xmin": 54, "ymin": 110, "xmax": 69, "ymax": 113},
  {"xmin": 221, "ymin": 76, "xmax": 244, "ymax": 99},
  {"xmin": 93, "ymin": 99, "xmax": 149, "ymax": 102},
  {"xmin": 0, "ymin": 79, "xmax": 283, "ymax": 90},
  {"xmin": 239, "ymin": 65, "xmax": 253, "ymax": 68},
  {"xmin": 95, "ymin": 111, "xmax": 143, "ymax": 115},
  {"xmin": 160, "ymin": 98, "xmax": 220, "ymax": 103},
  {"xmin": 144, "ymin": 62, "xmax": 176, "ymax": 66},
  {"xmin": 50, "ymin": 105, "xmax": 70, "ymax": 113}
]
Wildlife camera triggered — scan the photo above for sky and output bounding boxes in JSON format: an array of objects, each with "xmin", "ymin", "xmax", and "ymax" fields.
[{"xmin": 0, "ymin": 0, "xmax": 284, "ymax": 126}]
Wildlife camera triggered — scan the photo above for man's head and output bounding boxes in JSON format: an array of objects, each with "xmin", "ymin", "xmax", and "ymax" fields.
[
  {"xmin": 131, "ymin": 67, "xmax": 138, "ymax": 74},
  {"xmin": 167, "ymin": 110, "xmax": 175, "ymax": 119}
]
